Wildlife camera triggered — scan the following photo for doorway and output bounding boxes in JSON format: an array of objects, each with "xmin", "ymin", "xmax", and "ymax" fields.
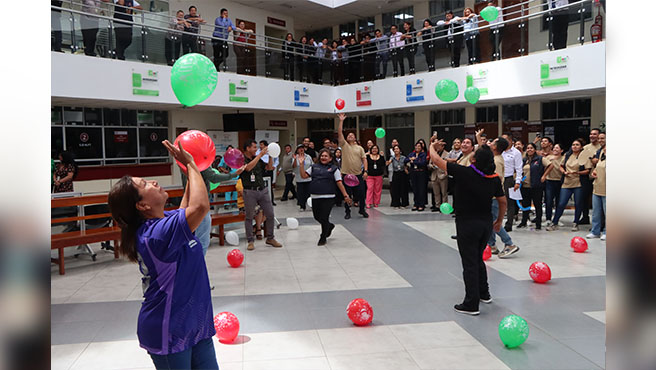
[{"xmin": 542, "ymin": 119, "xmax": 590, "ymax": 149}]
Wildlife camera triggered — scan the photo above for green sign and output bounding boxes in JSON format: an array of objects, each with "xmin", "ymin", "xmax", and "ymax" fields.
[
  {"xmin": 132, "ymin": 69, "xmax": 159, "ymax": 96},
  {"xmin": 228, "ymin": 79, "xmax": 249, "ymax": 102},
  {"xmin": 540, "ymin": 57, "xmax": 569, "ymax": 88}
]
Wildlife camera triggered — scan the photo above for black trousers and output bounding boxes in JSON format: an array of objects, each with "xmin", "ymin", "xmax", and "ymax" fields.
[
  {"xmin": 503, "ymin": 176, "xmax": 517, "ymax": 229},
  {"xmin": 349, "ymin": 60, "xmax": 361, "ymax": 84},
  {"xmin": 580, "ymin": 176, "xmax": 592, "ymax": 220},
  {"xmin": 391, "ymin": 48, "xmax": 404, "ymax": 77},
  {"xmin": 212, "ymin": 39, "xmax": 227, "ymax": 70},
  {"xmin": 404, "ymin": 47, "xmax": 415, "ymax": 74},
  {"xmin": 296, "ymin": 181, "xmax": 311, "ymax": 210},
  {"xmin": 449, "ymin": 37, "xmax": 463, "ymax": 67},
  {"xmin": 375, "ymin": 53, "xmax": 389, "ymax": 79},
  {"xmin": 312, "ymin": 198, "xmax": 334, "ymax": 239},
  {"xmin": 489, "ymin": 27, "xmax": 503, "ymax": 60},
  {"xmin": 316, "ymin": 59, "xmax": 325, "ymax": 84},
  {"xmin": 114, "ymin": 26, "xmax": 133, "ymax": 60},
  {"xmin": 282, "ymin": 173, "xmax": 297, "ymax": 199},
  {"xmin": 456, "ymin": 218, "xmax": 492, "ymax": 310},
  {"xmin": 551, "ymin": 12, "xmax": 569, "ymax": 50},
  {"xmin": 520, "ymin": 187, "xmax": 544, "ymax": 229},
  {"xmin": 344, "ymin": 174, "xmax": 366, "ymax": 215},
  {"xmin": 465, "ymin": 35, "xmax": 480, "ymax": 64},
  {"xmin": 410, "ymin": 170, "xmax": 428, "ymax": 207},
  {"xmin": 299, "ymin": 58, "xmax": 309, "ymax": 82},
  {"xmin": 423, "ymin": 43, "xmax": 435, "ymax": 71},
  {"xmin": 283, "ymin": 55, "xmax": 295, "ymax": 81},
  {"xmin": 81, "ymin": 16, "xmax": 99, "ymax": 56},
  {"xmin": 52, "ymin": 11, "xmax": 63, "ymax": 52},
  {"xmin": 165, "ymin": 37, "xmax": 181, "ymax": 65},
  {"xmin": 390, "ymin": 171, "xmax": 409, "ymax": 207}
]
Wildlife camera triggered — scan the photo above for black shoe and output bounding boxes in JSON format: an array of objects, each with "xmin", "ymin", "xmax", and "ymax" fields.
[
  {"xmin": 451, "ymin": 235, "xmax": 457, "ymax": 240},
  {"xmin": 359, "ymin": 211, "xmax": 369, "ymax": 218},
  {"xmin": 517, "ymin": 223, "xmax": 527, "ymax": 229},
  {"xmin": 290, "ymin": 196, "xmax": 296, "ymax": 200},
  {"xmin": 578, "ymin": 217, "xmax": 591, "ymax": 225},
  {"xmin": 326, "ymin": 223, "xmax": 335, "ymax": 238},
  {"xmin": 504, "ymin": 225, "xmax": 512, "ymax": 232},
  {"xmin": 454, "ymin": 303, "xmax": 480, "ymax": 316},
  {"xmin": 345, "ymin": 213, "xmax": 351, "ymax": 220},
  {"xmin": 281, "ymin": 198, "xmax": 288, "ymax": 201},
  {"xmin": 317, "ymin": 237, "xmax": 327, "ymax": 246},
  {"xmin": 272, "ymin": 202, "xmax": 277, "ymax": 206},
  {"xmin": 480, "ymin": 295, "xmax": 493, "ymax": 304},
  {"xmin": 431, "ymin": 207, "xmax": 439, "ymax": 212}
]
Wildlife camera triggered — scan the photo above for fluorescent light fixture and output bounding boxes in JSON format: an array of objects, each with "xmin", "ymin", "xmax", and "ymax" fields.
[
  {"xmin": 307, "ymin": 0, "xmax": 357, "ymax": 8},
  {"xmin": 394, "ymin": 13, "xmax": 413, "ymax": 19}
]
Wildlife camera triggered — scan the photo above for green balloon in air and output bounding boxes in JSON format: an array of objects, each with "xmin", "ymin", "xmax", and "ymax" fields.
[
  {"xmin": 480, "ymin": 5, "xmax": 499, "ymax": 22},
  {"xmin": 439, "ymin": 203, "xmax": 454, "ymax": 214},
  {"xmin": 464, "ymin": 86, "xmax": 481, "ymax": 104},
  {"xmin": 375, "ymin": 128, "xmax": 386, "ymax": 138},
  {"xmin": 171, "ymin": 53, "xmax": 218, "ymax": 107},
  {"xmin": 498, "ymin": 315, "xmax": 529, "ymax": 348},
  {"xmin": 435, "ymin": 79, "xmax": 459, "ymax": 102}
]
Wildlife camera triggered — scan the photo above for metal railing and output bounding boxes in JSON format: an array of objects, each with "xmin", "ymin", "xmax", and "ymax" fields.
[{"xmin": 51, "ymin": 0, "xmax": 602, "ymax": 85}]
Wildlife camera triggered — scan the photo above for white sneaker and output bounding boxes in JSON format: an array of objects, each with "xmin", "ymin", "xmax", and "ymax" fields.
[
  {"xmin": 586, "ymin": 233, "xmax": 600, "ymax": 239},
  {"xmin": 571, "ymin": 224, "xmax": 579, "ymax": 232},
  {"xmin": 601, "ymin": 234, "xmax": 606, "ymax": 241}
]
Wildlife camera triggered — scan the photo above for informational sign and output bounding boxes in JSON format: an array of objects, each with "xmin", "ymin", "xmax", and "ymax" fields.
[
  {"xmin": 132, "ymin": 68, "xmax": 159, "ymax": 96},
  {"xmin": 540, "ymin": 56, "xmax": 569, "ymax": 88},
  {"xmin": 406, "ymin": 79, "xmax": 424, "ymax": 102},
  {"xmin": 356, "ymin": 85, "xmax": 372, "ymax": 106},
  {"xmin": 255, "ymin": 130, "xmax": 280, "ymax": 144},
  {"xmin": 207, "ymin": 130, "xmax": 238, "ymax": 155},
  {"xmin": 269, "ymin": 120, "xmax": 287, "ymax": 127},
  {"xmin": 294, "ymin": 86, "xmax": 310, "ymax": 107},
  {"xmin": 114, "ymin": 130, "xmax": 129, "ymax": 143},
  {"xmin": 267, "ymin": 17, "xmax": 286, "ymax": 27},
  {"xmin": 228, "ymin": 79, "xmax": 249, "ymax": 102},
  {"xmin": 466, "ymin": 68, "xmax": 489, "ymax": 95}
]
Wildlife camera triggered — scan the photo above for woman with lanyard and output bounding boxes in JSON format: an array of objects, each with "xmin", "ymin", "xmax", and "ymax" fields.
[
  {"xmin": 417, "ymin": 19, "xmax": 436, "ymax": 72},
  {"xmin": 406, "ymin": 141, "xmax": 428, "ymax": 211},
  {"xmin": 387, "ymin": 145, "xmax": 409, "ymax": 209},
  {"xmin": 298, "ymin": 149, "xmax": 352, "ymax": 246},
  {"xmin": 282, "ymin": 32, "xmax": 296, "ymax": 81},
  {"xmin": 517, "ymin": 143, "xmax": 550, "ymax": 230},
  {"xmin": 587, "ymin": 144, "xmax": 606, "ymax": 240},
  {"xmin": 541, "ymin": 143, "xmax": 565, "ymax": 226},
  {"xmin": 293, "ymin": 144, "xmax": 313, "ymax": 211},
  {"xmin": 547, "ymin": 139, "xmax": 592, "ymax": 231},
  {"xmin": 462, "ymin": 8, "xmax": 480, "ymax": 65},
  {"xmin": 365, "ymin": 145, "xmax": 386, "ymax": 208},
  {"xmin": 108, "ymin": 140, "xmax": 218, "ymax": 369}
]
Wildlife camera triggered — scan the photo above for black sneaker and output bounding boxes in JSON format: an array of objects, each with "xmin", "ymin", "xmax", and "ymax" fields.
[
  {"xmin": 480, "ymin": 295, "xmax": 493, "ymax": 304},
  {"xmin": 326, "ymin": 223, "xmax": 335, "ymax": 238},
  {"xmin": 517, "ymin": 223, "xmax": 527, "ymax": 229},
  {"xmin": 317, "ymin": 237, "xmax": 327, "ymax": 246},
  {"xmin": 359, "ymin": 211, "xmax": 369, "ymax": 218},
  {"xmin": 578, "ymin": 217, "xmax": 591, "ymax": 225},
  {"xmin": 345, "ymin": 213, "xmax": 351, "ymax": 220},
  {"xmin": 451, "ymin": 235, "xmax": 457, "ymax": 240},
  {"xmin": 454, "ymin": 304, "xmax": 480, "ymax": 316},
  {"xmin": 431, "ymin": 206, "xmax": 439, "ymax": 212},
  {"xmin": 504, "ymin": 225, "xmax": 512, "ymax": 232},
  {"xmin": 281, "ymin": 198, "xmax": 288, "ymax": 201}
]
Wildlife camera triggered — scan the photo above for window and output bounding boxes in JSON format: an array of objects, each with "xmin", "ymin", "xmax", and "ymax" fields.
[
  {"xmin": 84, "ymin": 108, "xmax": 103, "ymax": 126},
  {"xmin": 541, "ymin": 0, "xmax": 592, "ymax": 31},
  {"xmin": 384, "ymin": 113, "xmax": 415, "ymax": 153},
  {"xmin": 140, "ymin": 128, "xmax": 169, "ymax": 157},
  {"xmin": 52, "ymin": 106, "xmax": 62, "ymax": 125},
  {"xmin": 52, "ymin": 126, "xmax": 64, "ymax": 159},
  {"xmin": 382, "ymin": 6, "xmax": 414, "ymax": 33},
  {"xmin": 359, "ymin": 115, "xmax": 383, "ymax": 128},
  {"xmin": 557, "ymin": 100, "xmax": 574, "ymax": 118},
  {"xmin": 502, "ymin": 104, "xmax": 528, "ymax": 122},
  {"xmin": 65, "ymin": 127, "xmax": 103, "ymax": 160},
  {"xmin": 574, "ymin": 98, "xmax": 591, "ymax": 118},
  {"xmin": 431, "ymin": 109, "xmax": 465, "ymax": 126},
  {"xmin": 64, "ymin": 107, "xmax": 84, "ymax": 125},
  {"xmin": 542, "ymin": 101, "xmax": 557, "ymax": 120},
  {"xmin": 306, "ymin": 28, "xmax": 332, "ymax": 43},
  {"xmin": 429, "ymin": 0, "xmax": 465, "ymax": 18},
  {"xmin": 339, "ymin": 22, "xmax": 355, "ymax": 38},
  {"xmin": 358, "ymin": 17, "xmax": 375, "ymax": 34},
  {"xmin": 541, "ymin": 98, "xmax": 591, "ymax": 120},
  {"xmin": 476, "ymin": 106, "xmax": 499, "ymax": 123}
]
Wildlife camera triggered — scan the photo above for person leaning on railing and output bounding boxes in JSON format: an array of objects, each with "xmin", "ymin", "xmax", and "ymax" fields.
[
  {"xmin": 112, "ymin": 0, "xmax": 143, "ymax": 60},
  {"xmin": 182, "ymin": 5, "xmax": 205, "ymax": 56},
  {"xmin": 282, "ymin": 33, "xmax": 296, "ymax": 81},
  {"xmin": 233, "ymin": 20, "xmax": 254, "ymax": 75},
  {"xmin": 401, "ymin": 21, "xmax": 417, "ymax": 75},
  {"xmin": 462, "ymin": 7, "xmax": 480, "ymax": 65},
  {"xmin": 298, "ymin": 36, "xmax": 310, "ymax": 83},
  {"xmin": 487, "ymin": 0, "xmax": 504, "ymax": 60},
  {"xmin": 81, "ymin": 0, "xmax": 111, "ymax": 57},
  {"xmin": 212, "ymin": 8, "xmax": 233, "ymax": 71},
  {"xmin": 389, "ymin": 25, "xmax": 405, "ymax": 77},
  {"xmin": 417, "ymin": 19, "xmax": 436, "ymax": 72},
  {"xmin": 165, "ymin": 10, "xmax": 188, "ymax": 66},
  {"xmin": 371, "ymin": 29, "xmax": 390, "ymax": 79}
]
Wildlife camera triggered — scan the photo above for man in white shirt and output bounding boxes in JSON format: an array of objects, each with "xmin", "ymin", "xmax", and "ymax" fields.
[
  {"xmin": 388, "ymin": 138, "xmax": 399, "ymax": 184},
  {"xmin": 487, "ymin": 0, "xmax": 504, "ymax": 60},
  {"xmin": 501, "ymin": 134, "xmax": 523, "ymax": 232},
  {"xmin": 389, "ymin": 25, "xmax": 405, "ymax": 77},
  {"xmin": 548, "ymin": 0, "xmax": 570, "ymax": 50}
]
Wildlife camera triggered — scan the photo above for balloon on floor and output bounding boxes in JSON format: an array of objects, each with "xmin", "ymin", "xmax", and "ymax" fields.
[
  {"xmin": 225, "ymin": 231, "xmax": 239, "ymax": 246},
  {"xmin": 267, "ymin": 143, "xmax": 281, "ymax": 158},
  {"xmin": 171, "ymin": 53, "xmax": 218, "ymax": 107},
  {"xmin": 435, "ymin": 79, "xmax": 459, "ymax": 102},
  {"xmin": 529, "ymin": 261, "xmax": 551, "ymax": 283},
  {"xmin": 347, "ymin": 298, "xmax": 373, "ymax": 326},
  {"xmin": 439, "ymin": 202, "xmax": 454, "ymax": 214},
  {"xmin": 483, "ymin": 245, "xmax": 492, "ymax": 261},
  {"xmin": 214, "ymin": 312, "xmax": 240, "ymax": 343},
  {"xmin": 335, "ymin": 98, "xmax": 345, "ymax": 110},
  {"xmin": 570, "ymin": 237, "xmax": 588, "ymax": 253},
  {"xmin": 286, "ymin": 217, "xmax": 299, "ymax": 229},
  {"xmin": 173, "ymin": 130, "xmax": 216, "ymax": 171},
  {"xmin": 498, "ymin": 315, "xmax": 529, "ymax": 348},
  {"xmin": 375, "ymin": 128, "xmax": 386, "ymax": 138},
  {"xmin": 226, "ymin": 249, "xmax": 244, "ymax": 268},
  {"xmin": 224, "ymin": 148, "xmax": 245, "ymax": 169},
  {"xmin": 343, "ymin": 174, "xmax": 360, "ymax": 187}
]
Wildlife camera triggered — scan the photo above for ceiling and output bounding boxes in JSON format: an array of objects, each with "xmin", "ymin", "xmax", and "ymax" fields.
[{"xmin": 232, "ymin": 0, "xmax": 425, "ymax": 31}]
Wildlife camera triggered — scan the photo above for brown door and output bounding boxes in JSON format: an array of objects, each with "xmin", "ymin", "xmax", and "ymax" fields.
[
  {"xmin": 474, "ymin": 1, "xmax": 529, "ymax": 62},
  {"xmin": 503, "ymin": 121, "xmax": 528, "ymax": 145},
  {"xmin": 359, "ymin": 128, "xmax": 377, "ymax": 152},
  {"xmin": 237, "ymin": 130, "xmax": 256, "ymax": 150},
  {"xmin": 236, "ymin": 19, "xmax": 257, "ymax": 76},
  {"xmin": 476, "ymin": 122, "xmax": 499, "ymax": 139}
]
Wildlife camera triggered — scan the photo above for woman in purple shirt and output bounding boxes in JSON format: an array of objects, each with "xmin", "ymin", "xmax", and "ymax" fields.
[{"xmin": 108, "ymin": 140, "xmax": 218, "ymax": 369}]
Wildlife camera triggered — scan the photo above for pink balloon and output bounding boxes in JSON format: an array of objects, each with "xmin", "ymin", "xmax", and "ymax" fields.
[
  {"xmin": 529, "ymin": 261, "xmax": 551, "ymax": 283},
  {"xmin": 343, "ymin": 174, "xmax": 359, "ymax": 187},
  {"xmin": 483, "ymin": 245, "xmax": 492, "ymax": 261},
  {"xmin": 173, "ymin": 130, "xmax": 216, "ymax": 171},
  {"xmin": 335, "ymin": 98, "xmax": 345, "ymax": 110},
  {"xmin": 227, "ymin": 249, "xmax": 244, "ymax": 268},
  {"xmin": 214, "ymin": 312, "xmax": 240, "ymax": 343},
  {"xmin": 570, "ymin": 237, "xmax": 588, "ymax": 253},
  {"xmin": 347, "ymin": 298, "xmax": 373, "ymax": 326},
  {"xmin": 224, "ymin": 148, "xmax": 245, "ymax": 169}
]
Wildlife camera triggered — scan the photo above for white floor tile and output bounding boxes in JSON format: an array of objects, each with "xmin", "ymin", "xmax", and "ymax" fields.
[
  {"xmin": 584, "ymin": 310, "xmax": 606, "ymax": 324},
  {"xmin": 328, "ymin": 351, "xmax": 421, "ymax": 370},
  {"xmin": 243, "ymin": 357, "xmax": 330, "ymax": 370},
  {"xmin": 243, "ymin": 330, "xmax": 325, "ymax": 361},
  {"xmin": 409, "ymin": 345, "xmax": 510, "ymax": 370},
  {"xmin": 70, "ymin": 340, "xmax": 153, "ymax": 370},
  {"xmin": 51, "ymin": 343, "xmax": 89, "ymax": 370},
  {"xmin": 389, "ymin": 322, "xmax": 481, "ymax": 350},
  {"xmin": 317, "ymin": 326, "xmax": 404, "ymax": 356}
]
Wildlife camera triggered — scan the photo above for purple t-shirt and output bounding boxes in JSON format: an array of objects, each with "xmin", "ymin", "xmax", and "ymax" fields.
[{"xmin": 135, "ymin": 208, "xmax": 214, "ymax": 355}]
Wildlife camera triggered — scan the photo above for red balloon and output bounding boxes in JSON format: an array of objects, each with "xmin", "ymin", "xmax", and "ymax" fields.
[
  {"xmin": 335, "ymin": 98, "xmax": 345, "ymax": 110},
  {"xmin": 347, "ymin": 298, "xmax": 373, "ymax": 326},
  {"xmin": 483, "ymin": 245, "xmax": 492, "ymax": 261},
  {"xmin": 529, "ymin": 261, "xmax": 551, "ymax": 283},
  {"xmin": 173, "ymin": 130, "xmax": 216, "ymax": 171},
  {"xmin": 214, "ymin": 312, "xmax": 240, "ymax": 343},
  {"xmin": 227, "ymin": 249, "xmax": 244, "ymax": 268},
  {"xmin": 223, "ymin": 148, "xmax": 245, "ymax": 169},
  {"xmin": 570, "ymin": 237, "xmax": 588, "ymax": 253}
]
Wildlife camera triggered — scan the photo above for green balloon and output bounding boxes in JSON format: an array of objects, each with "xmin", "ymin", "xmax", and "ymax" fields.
[
  {"xmin": 435, "ymin": 79, "xmax": 459, "ymax": 102},
  {"xmin": 171, "ymin": 53, "xmax": 218, "ymax": 107},
  {"xmin": 209, "ymin": 168, "xmax": 221, "ymax": 191},
  {"xmin": 499, "ymin": 315, "xmax": 529, "ymax": 348},
  {"xmin": 464, "ymin": 86, "xmax": 481, "ymax": 104},
  {"xmin": 439, "ymin": 203, "xmax": 454, "ymax": 214},
  {"xmin": 375, "ymin": 128, "xmax": 386, "ymax": 138},
  {"xmin": 480, "ymin": 6, "xmax": 499, "ymax": 22}
]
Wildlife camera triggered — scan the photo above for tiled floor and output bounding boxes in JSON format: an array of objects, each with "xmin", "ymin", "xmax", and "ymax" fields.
[{"xmin": 51, "ymin": 191, "xmax": 605, "ymax": 369}]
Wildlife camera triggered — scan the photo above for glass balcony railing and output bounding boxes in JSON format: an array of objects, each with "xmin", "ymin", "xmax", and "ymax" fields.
[{"xmin": 51, "ymin": 0, "xmax": 603, "ymax": 86}]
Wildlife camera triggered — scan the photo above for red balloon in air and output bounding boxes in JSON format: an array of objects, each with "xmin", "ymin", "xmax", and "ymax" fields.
[
  {"xmin": 173, "ymin": 130, "xmax": 215, "ymax": 171},
  {"xmin": 214, "ymin": 312, "xmax": 240, "ymax": 343},
  {"xmin": 335, "ymin": 98, "xmax": 345, "ymax": 110},
  {"xmin": 223, "ymin": 148, "xmax": 245, "ymax": 169},
  {"xmin": 483, "ymin": 245, "xmax": 492, "ymax": 261},
  {"xmin": 227, "ymin": 249, "xmax": 244, "ymax": 268},
  {"xmin": 347, "ymin": 298, "xmax": 373, "ymax": 326},
  {"xmin": 570, "ymin": 237, "xmax": 588, "ymax": 253},
  {"xmin": 529, "ymin": 261, "xmax": 551, "ymax": 283}
]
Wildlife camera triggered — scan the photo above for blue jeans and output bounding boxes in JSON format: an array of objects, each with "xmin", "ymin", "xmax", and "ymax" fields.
[
  {"xmin": 544, "ymin": 180, "xmax": 561, "ymax": 222},
  {"xmin": 225, "ymin": 191, "xmax": 237, "ymax": 202},
  {"xmin": 552, "ymin": 186, "xmax": 583, "ymax": 225},
  {"xmin": 150, "ymin": 338, "xmax": 218, "ymax": 370},
  {"xmin": 488, "ymin": 199, "xmax": 513, "ymax": 247},
  {"xmin": 591, "ymin": 194, "xmax": 606, "ymax": 236},
  {"xmin": 194, "ymin": 212, "xmax": 212, "ymax": 256}
]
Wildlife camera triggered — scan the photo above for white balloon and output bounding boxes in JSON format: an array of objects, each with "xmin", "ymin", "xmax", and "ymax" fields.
[
  {"xmin": 286, "ymin": 217, "xmax": 299, "ymax": 229},
  {"xmin": 225, "ymin": 231, "xmax": 239, "ymax": 246},
  {"xmin": 306, "ymin": 197, "xmax": 312, "ymax": 209},
  {"xmin": 267, "ymin": 143, "xmax": 281, "ymax": 158}
]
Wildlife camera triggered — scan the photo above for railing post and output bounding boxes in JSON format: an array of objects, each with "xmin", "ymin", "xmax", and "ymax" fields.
[
  {"xmin": 70, "ymin": 11, "xmax": 78, "ymax": 53},
  {"xmin": 141, "ymin": 13, "xmax": 147, "ymax": 62},
  {"xmin": 108, "ymin": 20, "xmax": 116, "ymax": 59},
  {"xmin": 547, "ymin": 10, "xmax": 554, "ymax": 51},
  {"xmin": 519, "ymin": 3, "xmax": 526, "ymax": 56},
  {"xmin": 578, "ymin": 1, "xmax": 586, "ymax": 45}
]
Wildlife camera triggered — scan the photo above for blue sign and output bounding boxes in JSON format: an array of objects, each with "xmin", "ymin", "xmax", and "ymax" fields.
[
  {"xmin": 294, "ymin": 87, "xmax": 310, "ymax": 107},
  {"xmin": 406, "ymin": 79, "xmax": 424, "ymax": 102}
]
